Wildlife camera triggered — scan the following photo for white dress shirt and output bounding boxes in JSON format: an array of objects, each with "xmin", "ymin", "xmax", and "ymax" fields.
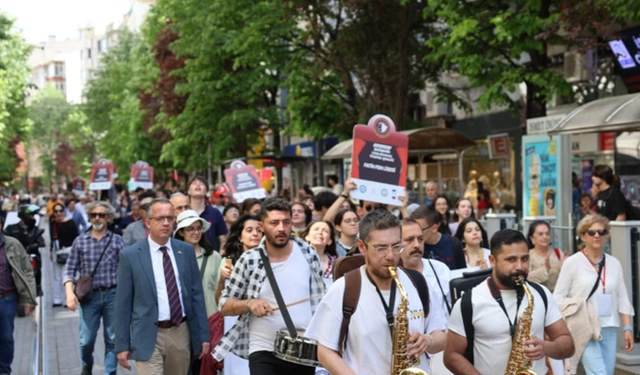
[{"xmin": 148, "ymin": 237, "xmax": 186, "ymax": 321}]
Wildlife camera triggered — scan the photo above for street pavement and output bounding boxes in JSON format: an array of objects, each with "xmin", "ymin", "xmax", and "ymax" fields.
[{"xmin": 14, "ymin": 222, "xmax": 136, "ymax": 375}]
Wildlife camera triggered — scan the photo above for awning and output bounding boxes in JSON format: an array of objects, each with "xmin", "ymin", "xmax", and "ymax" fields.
[
  {"xmin": 322, "ymin": 127, "xmax": 477, "ymax": 160},
  {"xmin": 548, "ymin": 93, "xmax": 640, "ymax": 135}
]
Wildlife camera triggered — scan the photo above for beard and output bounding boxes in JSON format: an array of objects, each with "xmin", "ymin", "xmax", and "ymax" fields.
[
  {"xmin": 495, "ymin": 268, "xmax": 527, "ymax": 288},
  {"xmin": 92, "ymin": 223, "xmax": 105, "ymax": 231},
  {"xmin": 265, "ymin": 231, "xmax": 290, "ymax": 248}
]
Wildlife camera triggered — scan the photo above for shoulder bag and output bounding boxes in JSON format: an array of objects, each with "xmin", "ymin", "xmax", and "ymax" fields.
[{"xmin": 74, "ymin": 234, "xmax": 113, "ymax": 303}]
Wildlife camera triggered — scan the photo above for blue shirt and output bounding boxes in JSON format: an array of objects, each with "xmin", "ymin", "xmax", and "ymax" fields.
[
  {"xmin": 200, "ymin": 205, "xmax": 228, "ymax": 250},
  {"xmin": 423, "ymin": 233, "xmax": 466, "ymax": 270}
]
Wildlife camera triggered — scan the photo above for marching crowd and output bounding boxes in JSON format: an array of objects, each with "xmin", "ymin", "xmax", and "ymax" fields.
[{"xmin": 0, "ymin": 165, "xmax": 636, "ymax": 375}]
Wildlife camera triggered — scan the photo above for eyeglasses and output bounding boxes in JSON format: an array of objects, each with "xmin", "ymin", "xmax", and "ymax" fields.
[
  {"xmin": 89, "ymin": 213, "xmax": 108, "ymax": 218},
  {"xmin": 185, "ymin": 226, "xmax": 203, "ymax": 234},
  {"xmin": 418, "ymin": 223, "xmax": 436, "ymax": 232},
  {"xmin": 54, "ymin": 209, "xmax": 64, "ymax": 213},
  {"xmin": 226, "ymin": 209, "xmax": 239, "ymax": 215},
  {"xmin": 362, "ymin": 240, "xmax": 404, "ymax": 255},
  {"xmin": 150, "ymin": 216, "xmax": 176, "ymax": 224},
  {"xmin": 343, "ymin": 218, "xmax": 359, "ymax": 225},
  {"xmin": 585, "ymin": 229, "xmax": 608, "ymax": 237}
]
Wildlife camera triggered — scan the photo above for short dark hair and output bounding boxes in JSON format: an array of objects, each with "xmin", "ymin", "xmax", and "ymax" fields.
[
  {"xmin": 410, "ymin": 206, "xmax": 441, "ymax": 227},
  {"xmin": 223, "ymin": 203, "xmax": 240, "ymax": 216},
  {"xmin": 312, "ymin": 191, "xmax": 338, "ymax": 211},
  {"xmin": 400, "ymin": 218, "xmax": 420, "ymax": 228},
  {"xmin": 292, "ymin": 202, "xmax": 313, "ymax": 227},
  {"xmin": 187, "ymin": 176, "xmax": 208, "ymax": 192},
  {"xmin": 359, "ymin": 209, "xmax": 401, "ymax": 242},
  {"xmin": 490, "ymin": 229, "xmax": 527, "ymax": 256},
  {"xmin": 526, "ymin": 220, "xmax": 551, "ymax": 249},
  {"xmin": 241, "ymin": 198, "xmax": 261, "ymax": 214},
  {"xmin": 138, "ymin": 189, "xmax": 157, "ymax": 201},
  {"xmin": 260, "ymin": 197, "xmax": 292, "ymax": 221},
  {"xmin": 65, "ymin": 198, "xmax": 77, "ymax": 206},
  {"xmin": 328, "ymin": 175, "xmax": 339, "ymax": 184},
  {"xmin": 592, "ymin": 165, "xmax": 614, "ymax": 185}
]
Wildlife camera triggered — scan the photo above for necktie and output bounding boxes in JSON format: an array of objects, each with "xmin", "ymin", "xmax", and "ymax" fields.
[{"xmin": 159, "ymin": 246, "xmax": 183, "ymax": 326}]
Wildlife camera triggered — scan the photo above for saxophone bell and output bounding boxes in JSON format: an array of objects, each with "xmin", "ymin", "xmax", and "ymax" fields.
[{"xmin": 505, "ymin": 275, "xmax": 538, "ymax": 375}]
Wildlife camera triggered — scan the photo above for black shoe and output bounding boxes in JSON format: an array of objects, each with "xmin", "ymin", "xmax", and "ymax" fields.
[{"xmin": 81, "ymin": 366, "xmax": 92, "ymax": 375}]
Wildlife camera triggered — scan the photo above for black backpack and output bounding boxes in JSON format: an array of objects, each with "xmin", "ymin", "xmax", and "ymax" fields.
[{"xmin": 460, "ymin": 281, "xmax": 548, "ymax": 364}]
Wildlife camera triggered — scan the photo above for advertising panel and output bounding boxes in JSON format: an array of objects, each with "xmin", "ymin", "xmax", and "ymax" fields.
[{"xmin": 524, "ymin": 140, "xmax": 558, "ymax": 217}]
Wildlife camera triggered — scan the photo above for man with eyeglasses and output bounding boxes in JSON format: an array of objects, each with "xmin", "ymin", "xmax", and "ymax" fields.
[
  {"xmin": 305, "ymin": 209, "xmax": 448, "ymax": 374},
  {"xmin": 115, "ymin": 198, "xmax": 210, "ymax": 375},
  {"xmin": 63, "ymin": 201, "xmax": 125, "ymax": 375},
  {"xmin": 411, "ymin": 206, "xmax": 466, "ymax": 270}
]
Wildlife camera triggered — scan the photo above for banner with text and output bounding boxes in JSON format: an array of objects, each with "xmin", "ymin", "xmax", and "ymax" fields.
[
  {"xmin": 224, "ymin": 160, "xmax": 266, "ymax": 202},
  {"xmin": 350, "ymin": 114, "xmax": 408, "ymax": 205},
  {"xmin": 130, "ymin": 161, "xmax": 154, "ymax": 190},
  {"xmin": 72, "ymin": 177, "xmax": 86, "ymax": 196},
  {"xmin": 89, "ymin": 159, "xmax": 115, "ymax": 191}
]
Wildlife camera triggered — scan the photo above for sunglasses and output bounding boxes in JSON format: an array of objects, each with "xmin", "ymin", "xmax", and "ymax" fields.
[
  {"xmin": 54, "ymin": 209, "xmax": 64, "ymax": 213},
  {"xmin": 89, "ymin": 213, "xmax": 108, "ymax": 218},
  {"xmin": 585, "ymin": 229, "xmax": 607, "ymax": 237}
]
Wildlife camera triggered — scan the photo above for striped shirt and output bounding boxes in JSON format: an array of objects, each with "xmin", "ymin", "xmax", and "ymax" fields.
[
  {"xmin": 0, "ymin": 237, "xmax": 15, "ymax": 294},
  {"xmin": 63, "ymin": 231, "xmax": 125, "ymax": 288}
]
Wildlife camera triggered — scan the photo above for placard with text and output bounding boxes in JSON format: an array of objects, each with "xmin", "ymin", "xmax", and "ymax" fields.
[
  {"xmin": 350, "ymin": 115, "xmax": 408, "ymax": 206},
  {"xmin": 89, "ymin": 159, "xmax": 115, "ymax": 191},
  {"xmin": 130, "ymin": 161, "xmax": 154, "ymax": 189},
  {"xmin": 224, "ymin": 160, "xmax": 266, "ymax": 202},
  {"xmin": 72, "ymin": 177, "xmax": 86, "ymax": 196}
]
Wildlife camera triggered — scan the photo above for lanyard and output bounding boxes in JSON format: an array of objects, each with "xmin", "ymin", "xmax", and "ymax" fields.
[
  {"xmin": 365, "ymin": 269, "xmax": 396, "ymax": 339},
  {"xmin": 487, "ymin": 277, "xmax": 523, "ymax": 339},
  {"xmin": 582, "ymin": 250, "xmax": 606, "ymax": 293}
]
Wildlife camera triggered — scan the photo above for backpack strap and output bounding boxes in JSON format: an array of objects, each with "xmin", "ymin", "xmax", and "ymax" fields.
[
  {"xmin": 461, "ymin": 289, "xmax": 474, "ymax": 364},
  {"xmin": 451, "ymin": 236, "xmax": 465, "ymax": 268},
  {"xmin": 526, "ymin": 281, "xmax": 548, "ymax": 315},
  {"xmin": 339, "ymin": 269, "xmax": 362, "ymax": 355},
  {"xmin": 402, "ymin": 267, "xmax": 431, "ymax": 318}
]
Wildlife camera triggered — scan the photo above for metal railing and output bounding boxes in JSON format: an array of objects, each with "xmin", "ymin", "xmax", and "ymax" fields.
[{"xmin": 30, "ymin": 295, "xmax": 42, "ymax": 375}]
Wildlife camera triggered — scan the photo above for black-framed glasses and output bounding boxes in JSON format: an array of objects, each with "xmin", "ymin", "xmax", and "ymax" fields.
[
  {"xmin": 418, "ymin": 223, "xmax": 436, "ymax": 232},
  {"xmin": 89, "ymin": 213, "xmax": 107, "ymax": 218},
  {"xmin": 585, "ymin": 229, "xmax": 608, "ymax": 237},
  {"xmin": 150, "ymin": 216, "xmax": 176, "ymax": 224},
  {"xmin": 362, "ymin": 240, "xmax": 404, "ymax": 255},
  {"xmin": 185, "ymin": 226, "xmax": 203, "ymax": 234}
]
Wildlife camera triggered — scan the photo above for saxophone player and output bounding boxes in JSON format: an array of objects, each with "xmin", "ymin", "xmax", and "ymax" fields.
[
  {"xmin": 444, "ymin": 230, "xmax": 575, "ymax": 375},
  {"xmin": 305, "ymin": 210, "xmax": 448, "ymax": 374}
]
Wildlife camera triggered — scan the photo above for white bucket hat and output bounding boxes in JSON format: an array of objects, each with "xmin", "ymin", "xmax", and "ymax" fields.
[{"xmin": 174, "ymin": 209, "xmax": 211, "ymax": 237}]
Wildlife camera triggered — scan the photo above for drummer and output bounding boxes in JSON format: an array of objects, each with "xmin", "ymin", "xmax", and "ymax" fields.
[{"xmin": 212, "ymin": 197, "xmax": 325, "ymax": 375}]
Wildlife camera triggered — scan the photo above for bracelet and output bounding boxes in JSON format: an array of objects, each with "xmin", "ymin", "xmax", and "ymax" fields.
[
  {"xmin": 245, "ymin": 298, "xmax": 252, "ymax": 311},
  {"xmin": 426, "ymin": 333, "xmax": 435, "ymax": 351},
  {"xmin": 623, "ymin": 326, "xmax": 633, "ymax": 332}
]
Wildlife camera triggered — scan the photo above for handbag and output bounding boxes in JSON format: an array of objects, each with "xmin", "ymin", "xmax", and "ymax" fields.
[
  {"xmin": 56, "ymin": 246, "xmax": 72, "ymax": 265},
  {"xmin": 74, "ymin": 234, "xmax": 113, "ymax": 303}
]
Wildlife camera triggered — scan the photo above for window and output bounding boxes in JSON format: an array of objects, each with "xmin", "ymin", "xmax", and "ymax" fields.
[
  {"xmin": 54, "ymin": 63, "xmax": 64, "ymax": 77},
  {"xmin": 98, "ymin": 39, "xmax": 107, "ymax": 54},
  {"xmin": 87, "ymin": 48, "xmax": 92, "ymax": 59}
]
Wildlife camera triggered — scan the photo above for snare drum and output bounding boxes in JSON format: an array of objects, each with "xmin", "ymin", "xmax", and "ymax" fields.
[{"xmin": 273, "ymin": 329, "xmax": 320, "ymax": 367}]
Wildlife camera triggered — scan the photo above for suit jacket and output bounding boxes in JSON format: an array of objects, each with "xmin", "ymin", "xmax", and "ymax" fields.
[{"xmin": 115, "ymin": 238, "xmax": 210, "ymax": 361}]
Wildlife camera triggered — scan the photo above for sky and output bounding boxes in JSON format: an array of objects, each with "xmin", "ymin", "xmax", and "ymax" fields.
[{"xmin": 1, "ymin": 0, "xmax": 130, "ymax": 44}]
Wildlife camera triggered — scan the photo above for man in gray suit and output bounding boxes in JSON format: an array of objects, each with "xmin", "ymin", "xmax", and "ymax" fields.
[{"xmin": 115, "ymin": 198, "xmax": 210, "ymax": 374}]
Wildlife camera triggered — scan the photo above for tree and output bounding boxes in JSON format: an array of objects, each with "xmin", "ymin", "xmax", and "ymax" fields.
[
  {"xmin": 0, "ymin": 12, "xmax": 32, "ymax": 185},
  {"xmin": 426, "ymin": 0, "xmax": 640, "ymax": 121}
]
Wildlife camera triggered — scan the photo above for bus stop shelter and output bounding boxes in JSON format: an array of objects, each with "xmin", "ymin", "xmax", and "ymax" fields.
[{"xmin": 322, "ymin": 127, "xmax": 477, "ymax": 199}]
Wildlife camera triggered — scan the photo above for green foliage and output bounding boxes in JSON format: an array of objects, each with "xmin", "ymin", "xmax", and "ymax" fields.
[{"xmin": 0, "ymin": 12, "xmax": 31, "ymax": 182}]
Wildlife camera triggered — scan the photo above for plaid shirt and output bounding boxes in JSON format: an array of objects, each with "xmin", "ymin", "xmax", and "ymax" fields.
[
  {"xmin": 63, "ymin": 231, "xmax": 125, "ymax": 289},
  {"xmin": 212, "ymin": 236, "xmax": 325, "ymax": 361}
]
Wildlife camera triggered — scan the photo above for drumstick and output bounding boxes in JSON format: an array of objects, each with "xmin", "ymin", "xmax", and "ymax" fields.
[{"xmin": 273, "ymin": 297, "xmax": 312, "ymax": 311}]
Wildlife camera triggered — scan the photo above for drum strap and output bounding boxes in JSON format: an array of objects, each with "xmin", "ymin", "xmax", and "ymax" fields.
[{"xmin": 259, "ymin": 247, "xmax": 299, "ymax": 339}]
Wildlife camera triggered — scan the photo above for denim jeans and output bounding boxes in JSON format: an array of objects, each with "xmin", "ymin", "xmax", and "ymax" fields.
[
  {"xmin": 0, "ymin": 292, "xmax": 17, "ymax": 374},
  {"xmin": 581, "ymin": 326, "xmax": 618, "ymax": 375},
  {"xmin": 78, "ymin": 288, "xmax": 117, "ymax": 375}
]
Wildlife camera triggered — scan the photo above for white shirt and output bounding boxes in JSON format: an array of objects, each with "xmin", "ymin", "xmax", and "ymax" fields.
[
  {"xmin": 305, "ymin": 266, "xmax": 448, "ymax": 373},
  {"xmin": 449, "ymin": 280, "xmax": 563, "ymax": 375},
  {"xmin": 421, "ymin": 259, "xmax": 451, "ymax": 319},
  {"xmin": 249, "ymin": 242, "xmax": 312, "ymax": 354},
  {"xmin": 148, "ymin": 237, "xmax": 186, "ymax": 321},
  {"xmin": 449, "ymin": 248, "xmax": 492, "ymax": 279},
  {"xmin": 554, "ymin": 252, "xmax": 635, "ymax": 328}
]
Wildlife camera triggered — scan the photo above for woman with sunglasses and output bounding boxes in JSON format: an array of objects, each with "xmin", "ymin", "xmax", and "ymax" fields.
[
  {"xmin": 173, "ymin": 209, "xmax": 222, "ymax": 375},
  {"xmin": 50, "ymin": 202, "xmax": 79, "ymax": 307},
  {"xmin": 527, "ymin": 220, "xmax": 566, "ymax": 292},
  {"xmin": 554, "ymin": 215, "xmax": 634, "ymax": 374},
  {"xmin": 334, "ymin": 209, "xmax": 359, "ymax": 256},
  {"xmin": 301, "ymin": 220, "xmax": 338, "ymax": 288},
  {"xmin": 449, "ymin": 198, "xmax": 475, "ymax": 235},
  {"xmin": 215, "ymin": 214, "xmax": 261, "ymax": 375}
]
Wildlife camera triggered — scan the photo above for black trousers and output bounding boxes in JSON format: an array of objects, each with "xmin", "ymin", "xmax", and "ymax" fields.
[{"xmin": 248, "ymin": 351, "xmax": 316, "ymax": 375}]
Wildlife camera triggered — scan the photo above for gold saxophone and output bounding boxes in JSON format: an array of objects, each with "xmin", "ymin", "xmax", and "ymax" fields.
[
  {"xmin": 389, "ymin": 266, "xmax": 428, "ymax": 375},
  {"xmin": 504, "ymin": 276, "xmax": 538, "ymax": 375}
]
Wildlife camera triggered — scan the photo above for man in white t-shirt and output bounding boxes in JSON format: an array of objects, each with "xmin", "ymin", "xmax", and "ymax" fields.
[
  {"xmin": 305, "ymin": 209, "xmax": 448, "ymax": 374},
  {"xmin": 445, "ymin": 229, "xmax": 575, "ymax": 375},
  {"xmin": 212, "ymin": 197, "xmax": 324, "ymax": 375},
  {"xmin": 399, "ymin": 218, "xmax": 452, "ymax": 318}
]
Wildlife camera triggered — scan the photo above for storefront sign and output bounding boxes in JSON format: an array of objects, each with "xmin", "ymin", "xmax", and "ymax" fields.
[
  {"xmin": 72, "ymin": 177, "xmax": 86, "ymax": 196},
  {"xmin": 224, "ymin": 160, "xmax": 267, "ymax": 202},
  {"xmin": 581, "ymin": 159, "xmax": 594, "ymax": 193},
  {"xmin": 600, "ymin": 132, "xmax": 616, "ymax": 151},
  {"xmin": 526, "ymin": 115, "xmax": 565, "ymax": 135},
  {"xmin": 524, "ymin": 141, "xmax": 558, "ymax": 216},
  {"xmin": 130, "ymin": 161, "xmax": 154, "ymax": 189},
  {"xmin": 89, "ymin": 159, "xmax": 115, "ymax": 191},
  {"xmin": 571, "ymin": 133, "xmax": 599, "ymax": 154},
  {"xmin": 350, "ymin": 114, "xmax": 408, "ymax": 205},
  {"xmin": 487, "ymin": 133, "xmax": 510, "ymax": 159}
]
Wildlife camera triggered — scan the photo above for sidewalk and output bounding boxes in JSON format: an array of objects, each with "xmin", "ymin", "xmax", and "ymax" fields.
[{"xmin": 14, "ymin": 222, "xmax": 136, "ymax": 375}]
